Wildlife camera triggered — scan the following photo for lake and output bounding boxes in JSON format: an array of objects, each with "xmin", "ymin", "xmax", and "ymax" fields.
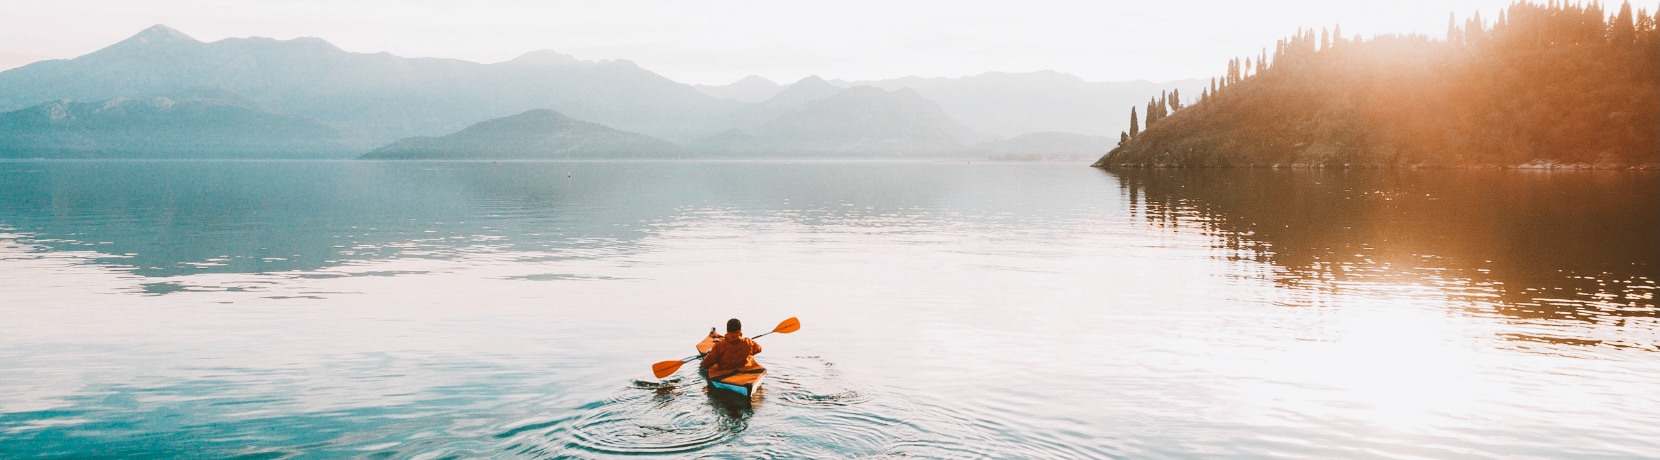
[{"xmin": 1, "ymin": 160, "xmax": 1656, "ymax": 458}]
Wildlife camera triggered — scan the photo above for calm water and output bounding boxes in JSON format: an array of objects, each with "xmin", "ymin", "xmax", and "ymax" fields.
[{"xmin": 1, "ymin": 160, "xmax": 1656, "ymax": 458}]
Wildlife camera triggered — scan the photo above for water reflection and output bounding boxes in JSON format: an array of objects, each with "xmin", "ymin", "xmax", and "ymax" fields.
[
  {"xmin": 0, "ymin": 160, "xmax": 1063, "ymax": 279},
  {"xmin": 0, "ymin": 161, "xmax": 700, "ymax": 277},
  {"xmin": 1110, "ymin": 168, "xmax": 1660, "ymax": 351}
]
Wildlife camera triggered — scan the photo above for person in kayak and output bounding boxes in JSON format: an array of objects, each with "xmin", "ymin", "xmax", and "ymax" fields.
[{"xmin": 701, "ymin": 318, "xmax": 762, "ymax": 372}]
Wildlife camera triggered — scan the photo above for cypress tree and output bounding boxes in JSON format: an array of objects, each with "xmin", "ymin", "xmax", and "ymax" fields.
[
  {"xmin": 1321, "ymin": 27, "xmax": 1330, "ymax": 50},
  {"xmin": 1129, "ymin": 107, "xmax": 1139, "ymax": 138},
  {"xmin": 1119, "ymin": 131, "xmax": 1130, "ymax": 146},
  {"xmin": 1449, "ymin": 13, "xmax": 1462, "ymax": 42},
  {"xmin": 1613, "ymin": 1, "xmax": 1636, "ymax": 44},
  {"xmin": 1333, "ymin": 24, "xmax": 1343, "ymax": 47},
  {"xmin": 1170, "ymin": 88, "xmax": 1181, "ymax": 111}
]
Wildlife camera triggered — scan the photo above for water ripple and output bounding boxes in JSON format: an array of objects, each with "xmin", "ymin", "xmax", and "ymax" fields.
[{"xmin": 504, "ymin": 379, "xmax": 749, "ymax": 457}]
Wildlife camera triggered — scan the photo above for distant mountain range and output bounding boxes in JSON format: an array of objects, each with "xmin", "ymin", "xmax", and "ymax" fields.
[
  {"xmin": 693, "ymin": 75, "xmax": 783, "ymax": 104},
  {"xmin": 360, "ymin": 109, "xmax": 678, "ymax": 159},
  {"xmin": 697, "ymin": 71, "xmax": 1206, "ymax": 138},
  {"xmin": 687, "ymin": 86, "xmax": 982, "ymax": 156},
  {"xmin": 0, "ymin": 86, "xmax": 355, "ymax": 158},
  {"xmin": 0, "ymin": 25, "xmax": 732, "ymax": 145},
  {"xmin": 0, "ymin": 24, "xmax": 1200, "ymax": 159}
]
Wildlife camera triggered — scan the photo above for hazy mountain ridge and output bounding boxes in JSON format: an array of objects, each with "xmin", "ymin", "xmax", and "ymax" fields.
[
  {"xmin": 0, "ymin": 25, "xmax": 736, "ymax": 143},
  {"xmin": 716, "ymin": 76, "xmax": 851, "ymax": 132},
  {"xmin": 691, "ymin": 71, "xmax": 1208, "ymax": 139},
  {"xmin": 686, "ymin": 86, "xmax": 982, "ymax": 156},
  {"xmin": 694, "ymin": 75, "xmax": 783, "ymax": 103},
  {"xmin": 0, "ymin": 87, "xmax": 359, "ymax": 158},
  {"xmin": 360, "ymin": 109, "xmax": 679, "ymax": 159},
  {"xmin": 832, "ymin": 71, "xmax": 1205, "ymax": 138},
  {"xmin": 0, "ymin": 24, "xmax": 1183, "ymax": 159}
]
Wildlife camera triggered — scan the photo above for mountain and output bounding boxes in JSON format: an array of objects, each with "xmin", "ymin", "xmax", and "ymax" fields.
[
  {"xmin": 0, "ymin": 87, "xmax": 358, "ymax": 158},
  {"xmin": 717, "ymin": 75, "xmax": 851, "ymax": 131},
  {"xmin": 973, "ymin": 132, "xmax": 1116, "ymax": 161},
  {"xmin": 0, "ymin": 25, "xmax": 736, "ymax": 143},
  {"xmin": 359, "ymin": 109, "xmax": 678, "ymax": 159},
  {"xmin": 705, "ymin": 72, "xmax": 1197, "ymax": 140},
  {"xmin": 755, "ymin": 76, "xmax": 846, "ymax": 109},
  {"xmin": 687, "ymin": 86, "xmax": 981, "ymax": 156},
  {"xmin": 0, "ymin": 24, "xmax": 1225, "ymax": 158},
  {"xmin": 838, "ymin": 71, "xmax": 1205, "ymax": 138},
  {"xmin": 1096, "ymin": 2, "xmax": 1659, "ymax": 168},
  {"xmin": 694, "ymin": 75, "xmax": 784, "ymax": 103}
]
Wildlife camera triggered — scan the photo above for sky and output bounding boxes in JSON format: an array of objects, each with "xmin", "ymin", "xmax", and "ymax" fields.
[{"xmin": 1, "ymin": 0, "xmax": 1522, "ymax": 86}]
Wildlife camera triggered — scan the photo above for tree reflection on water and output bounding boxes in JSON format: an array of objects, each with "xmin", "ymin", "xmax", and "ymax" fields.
[{"xmin": 1110, "ymin": 168, "xmax": 1659, "ymax": 351}]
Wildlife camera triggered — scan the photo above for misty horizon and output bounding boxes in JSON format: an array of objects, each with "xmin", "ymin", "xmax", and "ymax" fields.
[
  {"xmin": 8, "ymin": 24, "xmax": 1212, "ymax": 92},
  {"xmin": 0, "ymin": 0, "xmax": 1524, "ymax": 85}
]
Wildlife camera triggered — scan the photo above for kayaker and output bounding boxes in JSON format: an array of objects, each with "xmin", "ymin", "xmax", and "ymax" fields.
[{"xmin": 701, "ymin": 318, "xmax": 762, "ymax": 372}]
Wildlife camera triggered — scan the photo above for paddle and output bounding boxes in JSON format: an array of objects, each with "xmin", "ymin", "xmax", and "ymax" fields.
[{"xmin": 651, "ymin": 317, "xmax": 800, "ymax": 379}]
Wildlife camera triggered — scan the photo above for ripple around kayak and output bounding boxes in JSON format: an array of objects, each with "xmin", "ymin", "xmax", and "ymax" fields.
[
  {"xmin": 499, "ymin": 356, "xmax": 1106, "ymax": 458},
  {"xmin": 523, "ymin": 379, "xmax": 749, "ymax": 456}
]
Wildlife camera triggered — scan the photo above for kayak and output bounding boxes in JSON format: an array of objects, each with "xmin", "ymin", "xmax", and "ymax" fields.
[{"xmin": 696, "ymin": 331, "xmax": 767, "ymax": 398}]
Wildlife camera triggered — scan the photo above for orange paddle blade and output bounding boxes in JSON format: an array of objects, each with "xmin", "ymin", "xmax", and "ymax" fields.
[
  {"xmin": 652, "ymin": 360, "xmax": 685, "ymax": 379},
  {"xmin": 772, "ymin": 317, "xmax": 801, "ymax": 334}
]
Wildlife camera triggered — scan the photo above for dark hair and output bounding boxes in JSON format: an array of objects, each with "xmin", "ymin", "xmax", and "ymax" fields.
[{"xmin": 726, "ymin": 318, "xmax": 742, "ymax": 333}]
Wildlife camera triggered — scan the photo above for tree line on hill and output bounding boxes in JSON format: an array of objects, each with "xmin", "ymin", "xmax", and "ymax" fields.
[{"xmin": 1098, "ymin": 0, "xmax": 1660, "ymax": 168}]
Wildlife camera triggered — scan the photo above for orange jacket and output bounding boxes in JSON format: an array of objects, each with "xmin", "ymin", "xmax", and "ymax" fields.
[{"xmin": 701, "ymin": 331, "xmax": 762, "ymax": 371}]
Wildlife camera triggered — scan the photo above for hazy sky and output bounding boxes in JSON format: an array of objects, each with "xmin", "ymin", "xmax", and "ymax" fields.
[{"xmin": 2, "ymin": 0, "xmax": 1520, "ymax": 85}]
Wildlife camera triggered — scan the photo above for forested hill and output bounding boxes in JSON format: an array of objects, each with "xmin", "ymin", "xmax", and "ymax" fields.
[{"xmin": 1095, "ymin": 1, "xmax": 1659, "ymax": 169}]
